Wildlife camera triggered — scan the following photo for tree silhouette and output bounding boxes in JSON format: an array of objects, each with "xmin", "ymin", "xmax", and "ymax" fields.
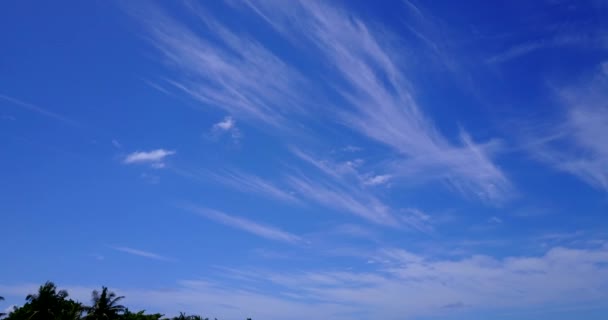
[
  {"xmin": 24, "ymin": 282, "xmax": 69, "ymax": 319},
  {"xmin": 171, "ymin": 313, "xmax": 208, "ymax": 320},
  {"xmin": 122, "ymin": 308, "xmax": 163, "ymax": 320},
  {"xmin": 0, "ymin": 296, "xmax": 5, "ymax": 318},
  {"xmin": 2, "ymin": 281, "xmax": 253, "ymax": 320},
  {"xmin": 5, "ymin": 282, "xmax": 82, "ymax": 320},
  {"xmin": 85, "ymin": 287, "xmax": 125, "ymax": 320},
  {"xmin": 62, "ymin": 301, "xmax": 85, "ymax": 320}
]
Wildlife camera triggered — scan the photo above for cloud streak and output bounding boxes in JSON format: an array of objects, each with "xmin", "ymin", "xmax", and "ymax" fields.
[
  {"xmin": 487, "ymin": 33, "xmax": 608, "ymax": 64},
  {"xmin": 133, "ymin": 3, "xmax": 311, "ymax": 129},
  {"xmin": 5, "ymin": 244, "xmax": 607, "ymax": 319},
  {"xmin": 133, "ymin": 0, "xmax": 511, "ymax": 202},
  {"xmin": 176, "ymin": 168, "xmax": 299, "ymax": 204},
  {"xmin": 288, "ymin": 148, "xmax": 434, "ymax": 231},
  {"xmin": 287, "ymin": 175, "xmax": 398, "ymax": 227},
  {"xmin": 241, "ymin": 0, "xmax": 511, "ymax": 202},
  {"xmin": 0, "ymin": 93, "xmax": 80, "ymax": 127},
  {"xmin": 181, "ymin": 204, "xmax": 302, "ymax": 244},
  {"xmin": 113, "ymin": 246, "xmax": 173, "ymax": 262},
  {"xmin": 527, "ymin": 63, "xmax": 608, "ymax": 191}
]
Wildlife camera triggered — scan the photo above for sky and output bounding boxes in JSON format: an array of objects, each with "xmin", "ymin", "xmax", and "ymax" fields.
[{"xmin": 1, "ymin": 0, "xmax": 608, "ymax": 319}]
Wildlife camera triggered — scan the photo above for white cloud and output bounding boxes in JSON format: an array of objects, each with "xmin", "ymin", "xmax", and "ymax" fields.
[
  {"xmin": 133, "ymin": 4, "xmax": 310, "ymax": 128},
  {"xmin": 134, "ymin": 1, "xmax": 511, "ymax": 202},
  {"xmin": 211, "ymin": 116, "xmax": 241, "ymax": 141},
  {"xmin": 180, "ymin": 204, "xmax": 302, "ymax": 244},
  {"xmin": 113, "ymin": 246, "xmax": 173, "ymax": 262},
  {"xmin": 4, "ymin": 245, "xmax": 606, "ymax": 319},
  {"xmin": 215, "ymin": 245, "xmax": 608, "ymax": 319},
  {"xmin": 213, "ymin": 116, "xmax": 235, "ymax": 131},
  {"xmin": 364, "ymin": 174, "xmax": 392, "ymax": 186},
  {"xmin": 123, "ymin": 149, "xmax": 175, "ymax": 168},
  {"xmin": 528, "ymin": 63, "xmax": 608, "ymax": 191},
  {"xmin": 245, "ymin": 0, "xmax": 511, "ymax": 201}
]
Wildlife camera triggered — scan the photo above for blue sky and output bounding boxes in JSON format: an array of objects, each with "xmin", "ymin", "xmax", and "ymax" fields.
[{"xmin": 1, "ymin": 0, "xmax": 608, "ymax": 319}]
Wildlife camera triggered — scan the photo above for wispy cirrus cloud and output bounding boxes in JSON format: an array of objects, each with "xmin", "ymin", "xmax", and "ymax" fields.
[
  {"xmin": 486, "ymin": 28, "xmax": 608, "ymax": 64},
  {"xmin": 287, "ymin": 174, "xmax": 398, "ymax": 227},
  {"xmin": 527, "ymin": 63, "xmax": 608, "ymax": 191},
  {"xmin": 289, "ymin": 148, "xmax": 434, "ymax": 231},
  {"xmin": 132, "ymin": 3, "xmax": 311, "ymax": 129},
  {"xmin": 331, "ymin": 224, "xmax": 377, "ymax": 241},
  {"xmin": 220, "ymin": 245, "xmax": 608, "ymax": 319},
  {"xmin": 133, "ymin": 0, "xmax": 511, "ymax": 203},
  {"xmin": 181, "ymin": 153, "xmax": 427, "ymax": 231},
  {"xmin": 488, "ymin": 35, "xmax": 580, "ymax": 64},
  {"xmin": 242, "ymin": 0, "xmax": 511, "ymax": 202},
  {"xmin": 288, "ymin": 148, "xmax": 398, "ymax": 226},
  {"xmin": 3, "ymin": 244, "xmax": 608, "ymax": 319},
  {"xmin": 482, "ymin": 0, "xmax": 608, "ymax": 65},
  {"xmin": 111, "ymin": 139, "xmax": 122, "ymax": 149},
  {"xmin": 211, "ymin": 171, "xmax": 299, "ymax": 204},
  {"xmin": 175, "ymin": 168, "xmax": 299, "ymax": 204},
  {"xmin": 290, "ymin": 147, "xmax": 364, "ymax": 181},
  {"xmin": 113, "ymin": 246, "xmax": 174, "ymax": 262},
  {"xmin": 123, "ymin": 149, "xmax": 175, "ymax": 169},
  {"xmin": 181, "ymin": 204, "xmax": 302, "ymax": 244},
  {"xmin": 0, "ymin": 93, "xmax": 80, "ymax": 127}
]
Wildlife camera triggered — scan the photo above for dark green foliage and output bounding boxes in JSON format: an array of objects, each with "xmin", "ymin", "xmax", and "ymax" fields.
[
  {"xmin": 5, "ymin": 282, "xmax": 83, "ymax": 320},
  {"xmin": 86, "ymin": 287, "xmax": 125, "ymax": 320},
  {"xmin": 1, "ymin": 282, "xmax": 252, "ymax": 320},
  {"xmin": 1, "ymin": 296, "xmax": 5, "ymax": 318},
  {"xmin": 171, "ymin": 312, "xmax": 206, "ymax": 320},
  {"xmin": 121, "ymin": 309, "xmax": 163, "ymax": 320}
]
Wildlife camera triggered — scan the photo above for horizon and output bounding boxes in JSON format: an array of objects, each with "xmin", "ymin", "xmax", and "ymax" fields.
[{"xmin": 1, "ymin": 1, "xmax": 608, "ymax": 319}]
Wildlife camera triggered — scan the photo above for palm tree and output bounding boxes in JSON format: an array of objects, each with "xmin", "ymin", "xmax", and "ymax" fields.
[
  {"xmin": 61, "ymin": 300, "xmax": 84, "ymax": 320},
  {"xmin": 173, "ymin": 313, "xmax": 189, "ymax": 320},
  {"xmin": 23, "ymin": 281, "xmax": 71, "ymax": 320},
  {"xmin": 85, "ymin": 286, "xmax": 125, "ymax": 320}
]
